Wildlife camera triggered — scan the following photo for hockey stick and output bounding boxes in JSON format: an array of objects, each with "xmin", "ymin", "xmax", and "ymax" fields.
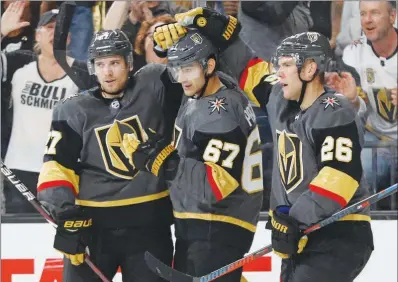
[
  {"xmin": 0, "ymin": 161, "xmax": 112, "ymax": 282},
  {"xmin": 53, "ymin": 1, "xmax": 89, "ymax": 90},
  {"xmin": 145, "ymin": 183, "xmax": 398, "ymax": 282}
]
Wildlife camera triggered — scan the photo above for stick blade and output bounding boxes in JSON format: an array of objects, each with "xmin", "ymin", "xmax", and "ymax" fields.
[{"xmin": 144, "ymin": 251, "xmax": 197, "ymax": 282}]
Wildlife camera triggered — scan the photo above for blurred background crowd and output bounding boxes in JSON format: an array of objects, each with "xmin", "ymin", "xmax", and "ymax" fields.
[{"xmin": 1, "ymin": 0, "xmax": 397, "ymax": 215}]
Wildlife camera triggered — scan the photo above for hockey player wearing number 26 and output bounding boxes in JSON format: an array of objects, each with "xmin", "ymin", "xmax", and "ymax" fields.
[
  {"xmin": 251, "ymin": 32, "xmax": 374, "ymax": 282},
  {"xmin": 121, "ymin": 29, "xmax": 263, "ymax": 281},
  {"xmin": 37, "ymin": 3, "xmax": 252, "ymax": 281}
]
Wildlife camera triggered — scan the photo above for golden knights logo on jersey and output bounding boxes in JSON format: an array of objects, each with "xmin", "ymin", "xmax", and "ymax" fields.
[
  {"xmin": 276, "ymin": 130, "xmax": 304, "ymax": 193},
  {"xmin": 372, "ymin": 88, "xmax": 397, "ymax": 123},
  {"xmin": 95, "ymin": 116, "xmax": 146, "ymax": 179},
  {"xmin": 172, "ymin": 124, "xmax": 182, "ymax": 148}
]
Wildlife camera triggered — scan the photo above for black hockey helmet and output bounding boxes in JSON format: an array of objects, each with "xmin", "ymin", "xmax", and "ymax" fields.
[
  {"xmin": 272, "ymin": 32, "xmax": 333, "ymax": 73},
  {"xmin": 87, "ymin": 29, "xmax": 134, "ymax": 75},
  {"xmin": 167, "ymin": 28, "xmax": 218, "ymax": 71},
  {"xmin": 272, "ymin": 32, "xmax": 333, "ymax": 105}
]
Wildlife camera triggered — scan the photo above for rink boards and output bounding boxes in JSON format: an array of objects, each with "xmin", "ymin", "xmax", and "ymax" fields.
[{"xmin": 1, "ymin": 220, "xmax": 396, "ymax": 282}]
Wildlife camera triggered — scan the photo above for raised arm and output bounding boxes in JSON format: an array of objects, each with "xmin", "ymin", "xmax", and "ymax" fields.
[{"xmin": 53, "ymin": 2, "xmax": 95, "ymax": 90}]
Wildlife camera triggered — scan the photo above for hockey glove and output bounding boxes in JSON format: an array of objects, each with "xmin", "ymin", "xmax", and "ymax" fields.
[
  {"xmin": 54, "ymin": 206, "xmax": 92, "ymax": 266},
  {"xmin": 121, "ymin": 129, "xmax": 177, "ymax": 177},
  {"xmin": 174, "ymin": 7, "xmax": 241, "ymax": 50},
  {"xmin": 153, "ymin": 23, "xmax": 187, "ymax": 58},
  {"xmin": 267, "ymin": 206, "xmax": 308, "ymax": 259}
]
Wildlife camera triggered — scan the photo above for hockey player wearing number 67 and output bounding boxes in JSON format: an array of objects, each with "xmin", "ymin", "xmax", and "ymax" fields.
[
  {"xmin": 148, "ymin": 7, "xmax": 373, "ymax": 281},
  {"xmin": 250, "ymin": 32, "xmax": 374, "ymax": 282},
  {"xmin": 121, "ymin": 29, "xmax": 263, "ymax": 281},
  {"xmin": 38, "ymin": 3, "xmax": 253, "ymax": 281}
]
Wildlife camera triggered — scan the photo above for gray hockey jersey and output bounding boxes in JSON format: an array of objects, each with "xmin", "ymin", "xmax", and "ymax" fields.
[
  {"xmin": 259, "ymin": 80, "xmax": 371, "ymax": 228},
  {"xmin": 170, "ymin": 77, "xmax": 263, "ymax": 250},
  {"xmin": 195, "ymin": 37, "xmax": 371, "ymax": 229},
  {"xmin": 37, "ymin": 64, "xmax": 182, "ymax": 228}
]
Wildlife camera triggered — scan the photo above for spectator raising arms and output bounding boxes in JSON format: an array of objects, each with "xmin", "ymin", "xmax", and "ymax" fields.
[
  {"xmin": 0, "ymin": 2, "xmax": 79, "ymax": 213},
  {"xmin": 1, "ymin": 1, "xmax": 38, "ymax": 53}
]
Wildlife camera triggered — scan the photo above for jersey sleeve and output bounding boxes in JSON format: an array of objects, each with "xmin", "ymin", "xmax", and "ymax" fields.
[
  {"xmin": 219, "ymin": 38, "xmax": 274, "ymax": 107},
  {"xmin": 173, "ymin": 118, "xmax": 249, "ymax": 205},
  {"xmin": 37, "ymin": 100, "xmax": 82, "ymax": 217},
  {"xmin": 289, "ymin": 108, "xmax": 363, "ymax": 227}
]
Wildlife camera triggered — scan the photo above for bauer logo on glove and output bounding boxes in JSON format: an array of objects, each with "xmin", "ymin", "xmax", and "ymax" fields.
[
  {"xmin": 268, "ymin": 206, "xmax": 308, "ymax": 259},
  {"xmin": 271, "ymin": 217, "xmax": 288, "ymax": 233},
  {"xmin": 54, "ymin": 206, "xmax": 92, "ymax": 266},
  {"xmin": 63, "ymin": 219, "xmax": 92, "ymax": 229},
  {"xmin": 174, "ymin": 7, "xmax": 241, "ymax": 50}
]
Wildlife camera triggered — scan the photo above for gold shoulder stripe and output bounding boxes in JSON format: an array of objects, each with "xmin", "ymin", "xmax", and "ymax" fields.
[
  {"xmin": 205, "ymin": 162, "xmax": 239, "ymax": 201},
  {"xmin": 309, "ymin": 166, "xmax": 358, "ymax": 207},
  {"xmin": 38, "ymin": 161, "xmax": 79, "ymax": 195},
  {"xmin": 240, "ymin": 59, "xmax": 271, "ymax": 107}
]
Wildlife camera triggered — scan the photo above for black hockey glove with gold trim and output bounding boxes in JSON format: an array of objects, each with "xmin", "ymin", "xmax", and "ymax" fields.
[
  {"xmin": 54, "ymin": 206, "xmax": 92, "ymax": 266},
  {"xmin": 174, "ymin": 7, "xmax": 241, "ymax": 50},
  {"xmin": 121, "ymin": 129, "xmax": 178, "ymax": 177},
  {"xmin": 266, "ymin": 206, "xmax": 308, "ymax": 259}
]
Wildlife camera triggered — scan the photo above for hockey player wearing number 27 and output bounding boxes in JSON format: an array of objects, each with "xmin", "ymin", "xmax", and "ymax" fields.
[
  {"xmin": 121, "ymin": 28, "xmax": 263, "ymax": 281},
  {"xmin": 250, "ymin": 32, "xmax": 374, "ymax": 281},
  {"xmin": 37, "ymin": 4, "xmax": 259, "ymax": 281}
]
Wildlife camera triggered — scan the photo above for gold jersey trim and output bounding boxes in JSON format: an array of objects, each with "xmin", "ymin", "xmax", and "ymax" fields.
[
  {"xmin": 173, "ymin": 211, "xmax": 257, "ymax": 232},
  {"xmin": 76, "ymin": 190, "xmax": 169, "ymax": 207}
]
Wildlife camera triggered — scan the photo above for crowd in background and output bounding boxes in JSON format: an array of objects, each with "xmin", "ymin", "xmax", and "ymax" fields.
[{"xmin": 1, "ymin": 0, "xmax": 397, "ymax": 215}]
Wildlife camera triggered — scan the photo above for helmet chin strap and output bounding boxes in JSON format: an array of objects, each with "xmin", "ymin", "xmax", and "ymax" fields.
[
  {"xmin": 193, "ymin": 67, "xmax": 215, "ymax": 99},
  {"xmin": 194, "ymin": 74, "xmax": 211, "ymax": 99},
  {"xmin": 297, "ymin": 69, "xmax": 318, "ymax": 106}
]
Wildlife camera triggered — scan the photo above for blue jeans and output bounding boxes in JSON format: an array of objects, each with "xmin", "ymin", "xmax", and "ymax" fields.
[
  {"xmin": 67, "ymin": 6, "xmax": 94, "ymax": 61},
  {"xmin": 361, "ymin": 130, "xmax": 396, "ymax": 193}
]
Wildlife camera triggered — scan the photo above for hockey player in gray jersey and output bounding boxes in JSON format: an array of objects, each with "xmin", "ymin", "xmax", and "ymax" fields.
[
  {"xmin": 250, "ymin": 32, "xmax": 374, "ymax": 282},
  {"xmin": 121, "ymin": 29, "xmax": 263, "ymax": 281},
  {"xmin": 37, "ymin": 29, "xmax": 176, "ymax": 281},
  {"xmin": 153, "ymin": 8, "xmax": 374, "ymax": 281},
  {"xmin": 38, "ymin": 4, "xmax": 244, "ymax": 281}
]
